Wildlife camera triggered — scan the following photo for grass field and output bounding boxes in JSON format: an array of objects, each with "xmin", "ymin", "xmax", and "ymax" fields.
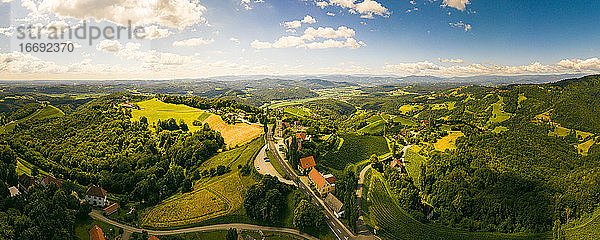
[
  {"xmin": 140, "ymin": 138, "xmax": 263, "ymax": 228},
  {"xmin": 284, "ymin": 107, "xmax": 311, "ymax": 117},
  {"xmin": 393, "ymin": 115, "xmax": 418, "ymax": 126},
  {"xmin": 323, "ymin": 133, "xmax": 390, "ymax": 170},
  {"xmin": 404, "ymin": 148, "xmax": 426, "ymax": 188},
  {"xmin": 433, "ymin": 131, "xmax": 464, "ymax": 151},
  {"xmin": 368, "ymin": 176, "xmax": 551, "ymax": 240},
  {"xmin": 489, "ymin": 99, "xmax": 512, "ymax": 124},
  {"xmin": 492, "ymin": 126, "xmax": 509, "ymax": 133},
  {"xmin": 549, "ymin": 126, "xmax": 594, "ymax": 139},
  {"xmin": 132, "ymin": 99, "xmax": 262, "ymax": 147},
  {"xmin": 576, "ymin": 138, "xmax": 597, "ymax": 156}
]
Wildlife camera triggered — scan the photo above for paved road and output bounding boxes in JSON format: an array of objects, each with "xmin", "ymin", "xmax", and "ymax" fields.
[
  {"xmin": 254, "ymin": 144, "xmax": 296, "ymax": 186},
  {"xmin": 89, "ymin": 210, "xmax": 317, "ymax": 240},
  {"xmin": 266, "ymin": 125, "xmax": 354, "ymax": 240}
]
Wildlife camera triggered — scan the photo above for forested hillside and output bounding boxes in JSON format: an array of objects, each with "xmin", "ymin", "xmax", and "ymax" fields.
[{"xmin": 0, "ymin": 94, "xmax": 226, "ymax": 206}]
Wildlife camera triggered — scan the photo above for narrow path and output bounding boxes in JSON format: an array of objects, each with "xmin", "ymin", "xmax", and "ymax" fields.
[
  {"xmin": 89, "ymin": 210, "xmax": 317, "ymax": 240},
  {"xmin": 355, "ymin": 165, "xmax": 378, "ymax": 240}
]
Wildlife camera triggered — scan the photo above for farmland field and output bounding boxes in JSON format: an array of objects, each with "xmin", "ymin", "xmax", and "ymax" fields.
[
  {"xmin": 368, "ymin": 176, "xmax": 550, "ymax": 240},
  {"xmin": 322, "ymin": 133, "xmax": 389, "ymax": 170},
  {"xmin": 140, "ymin": 137, "xmax": 263, "ymax": 228},
  {"xmin": 358, "ymin": 120, "xmax": 385, "ymax": 134},
  {"xmin": 132, "ymin": 98, "xmax": 262, "ymax": 147},
  {"xmin": 204, "ymin": 115, "xmax": 263, "ymax": 147},
  {"xmin": 404, "ymin": 148, "xmax": 426, "ymax": 188},
  {"xmin": 433, "ymin": 131, "xmax": 464, "ymax": 151}
]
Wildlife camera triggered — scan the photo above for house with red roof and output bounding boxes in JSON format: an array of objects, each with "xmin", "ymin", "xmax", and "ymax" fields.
[
  {"xmin": 308, "ymin": 168, "xmax": 335, "ymax": 197},
  {"xmin": 298, "ymin": 156, "xmax": 316, "ymax": 175},
  {"xmin": 40, "ymin": 175, "xmax": 62, "ymax": 188},
  {"xmin": 149, "ymin": 236, "xmax": 160, "ymax": 240},
  {"xmin": 89, "ymin": 225, "xmax": 105, "ymax": 240},
  {"xmin": 85, "ymin": 185, "xmax": 108, "ymax": 207}
]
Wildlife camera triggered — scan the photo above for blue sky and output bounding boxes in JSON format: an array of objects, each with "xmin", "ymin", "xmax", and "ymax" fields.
[{"xmin": 1, "ymin": 0, "xmax": 600, "ymax": 80}]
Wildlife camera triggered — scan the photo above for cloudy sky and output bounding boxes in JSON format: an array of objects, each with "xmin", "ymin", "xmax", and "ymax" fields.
[{"xmin": 1, "ymin": 0, "xmax": 600, "ymax": 80}]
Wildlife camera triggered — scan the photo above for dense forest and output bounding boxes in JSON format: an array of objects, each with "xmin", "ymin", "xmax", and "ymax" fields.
[{"xmin": 1, "ymin": 94, "xmax": 226, "ymax": 206}]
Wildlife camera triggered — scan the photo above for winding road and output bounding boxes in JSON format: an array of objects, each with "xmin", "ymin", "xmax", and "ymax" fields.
[{"xmin": 89, "ymin": 210, "xmax": 318, "ymax": 240}]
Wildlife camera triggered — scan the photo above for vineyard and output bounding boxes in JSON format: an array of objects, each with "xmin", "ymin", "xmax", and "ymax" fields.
[
  {"xmin": 322, "ymin": 133, "xmax": 389, "ymax": 170},
  {"xmin": 140, "ymin": 138, "xmax": 263, "ymax": 228},
  {"xmin": 368, "ymin": 176, "xmax": 551, "ymax": 240}
]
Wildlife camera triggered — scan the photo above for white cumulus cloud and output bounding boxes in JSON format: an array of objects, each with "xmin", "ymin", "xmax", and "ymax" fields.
[
  {"xmin": 172, "ymin": 38, "xmax": 215, "ymax": 47},
  {"xmin": 38, "ymin": 0, "xmax": 207, "ymax": 29}
]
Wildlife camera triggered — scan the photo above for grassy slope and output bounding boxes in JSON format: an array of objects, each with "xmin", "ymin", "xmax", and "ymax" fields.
[
  {"xmin": 284, "ymin": 107, "xmax": 311, "ymax": 117},
  {"xmin": 140, "ymin": 138, "xmax": 263, "ymax": 229},
  {"xmin": 433, "ymin": 131, "xmax": 464, "ymax": 151},
  {"xmin": 489, "ymin": 98, "xmax": 512, "ymax": 124},
  {"xmin": 323, "ymin": 133, "xmax": 389, "ymax": 170},
  {"xmin": 132, "ymin": 98, "xmax": 262, "ymax": 147},
  {"xmin": 368, "ymin": 175, "xmax": 551, "ymax": 240}
]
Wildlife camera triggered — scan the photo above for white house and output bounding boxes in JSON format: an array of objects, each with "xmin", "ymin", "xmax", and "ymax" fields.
[{"xmin": 85, "ymin": 185, "xmax": 108, "ymax": 207}]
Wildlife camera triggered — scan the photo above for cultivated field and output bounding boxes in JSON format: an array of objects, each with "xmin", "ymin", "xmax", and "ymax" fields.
[
  {"xmin": 204, "ymin": 115, "xmax": 262, "ymax": 147},
  {"xmin": 140, "ymin": 137, "xmax": 263, "ymax": 228},
  {"xmin": 323, "ymin": 133, "xmax": 389, "ymax": 170},
  {"xmin": 132, "ymin": 98, "xmax": 262, "ymax": 147},
  {"xmin": 368, "ymin": 176, "xmax": 551, "ymax": 240}
]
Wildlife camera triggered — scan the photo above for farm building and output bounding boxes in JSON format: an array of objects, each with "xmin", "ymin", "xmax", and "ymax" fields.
[
  {"xmin": 85, "ymin": 185, "xmax": 108, "ymax": 207},
  {"xmin": 299, "ymin": 156, "xmax": 316, "ymax": 175},
  {"xmin": 89, "ymin": 225, "xmax": 105, "ymax": 240},
  {"xmin": 40, "ymin": 175, "xmax": 63, "ymax": 188},
  {"xmin": 308, "ymin": 168, "xmax": 335, "ymax": 197},
  {"xmin": 149, "ymin": 236, "xmax": 160, "ymax": 240},
  {"xmin": 103, "ymin": 202, "xmax": 119, "ymax": 216},
  {"xmin": 18, "ymin": 174, "xmax": 35, "ymax": 193},
  {"xmin": 324, "ymin": 194, "xmax": 344, "ymax": 218}
]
